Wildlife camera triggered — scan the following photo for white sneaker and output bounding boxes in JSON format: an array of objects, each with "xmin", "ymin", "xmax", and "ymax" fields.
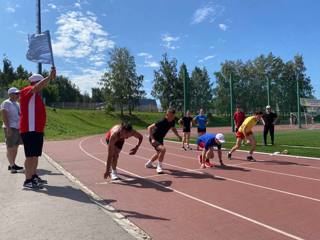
[
  {"xmin": 156, "ymin": 164, "xmax": 164, "ymax": 174},
  {"xmin": 145, "ymin": 161, "xmax": 154, "ymax": 168},
  {"xmin": 111, "ymin": 171, "xmax": 120, "ymax": 180}
]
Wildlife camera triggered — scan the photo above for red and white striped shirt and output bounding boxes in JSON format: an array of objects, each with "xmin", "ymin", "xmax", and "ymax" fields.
[{"xmin": 19, "ymin": 85, "xmax": 46, "ymax": 133}]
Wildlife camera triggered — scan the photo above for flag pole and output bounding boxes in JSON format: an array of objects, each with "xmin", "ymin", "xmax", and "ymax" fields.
[
  {"xmin": 36, "ymin": 0, "xmax": 42, "ymax": 74},
  {"xmin": 47, "ymin": 31, "xmax": 55, "ymax": 67}
]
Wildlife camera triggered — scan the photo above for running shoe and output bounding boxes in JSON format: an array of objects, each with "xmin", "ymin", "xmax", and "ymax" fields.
[
  {"xmin": 247, "ymin": 156, "xmax": 256, "ymax": 162},
  {"xmin": 200, "ymin": 163, "xmax": 206, "ymax": 169},
  {"xmin": 32, "ymin": 174, "xmax": 48, "ymax": 185},
  {"xmin": 156, "ymin": 164, "xmax": 164, "ymax": 174},
  {"xmin": 145, "ymin": 161, "xmax": 154, "ymax": 168},
  {"xmin": 227, "ymin": 152, "xmax": 232, "ymax": 160},
  {"xmin": 23, "ymin": 180, "xmax": 43, "ymax": 189},
  {"xmin": 187, "ymin": 146, "xmax": 192, "ymax": 150},
  {"xmin": 182, "ymin": 146, "xmax": 187, "ymax": 151},
  {"xmin": 8, "ymin": 164, "xmax": 23, "ymax": 171},
  {"xmin": 111, "ymin": 171, "xmax": 120, "ymax": 180},
  {"xmin": 220, "ymin": 162, "xmax": 226, "ymax": 167},
  {"xmin": 205, "ymin": 159, "xmax": 214, "ymax": 168}
]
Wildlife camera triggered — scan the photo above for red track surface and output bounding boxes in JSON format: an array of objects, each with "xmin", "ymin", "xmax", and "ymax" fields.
[{"xmin": 44, "ymin": 134, "xmax": 320, "ymax": 240}]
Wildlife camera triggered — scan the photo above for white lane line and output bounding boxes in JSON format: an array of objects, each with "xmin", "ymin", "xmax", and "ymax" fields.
[
  {"xmin": 99, "ymin": 137, "xmax": 204, "ymax": 174},
  {"xmin": 280, "ymin": 144, "xmax": 320, "ymax": 150},
  {"xmin": 164, "ymin": 139, "xmax": 320, "ymax": 161},
  {"xmin": 234, "ymin": 164, "xmax": 320, "ymax": 182},
  {"xmin": 127, "ymin": 138, "xmax": 320, "ymax": 182},
  {"xmin": 80, "ymin": 135, "xmax": 305, "ymax": 240},
  {"xmin": 121, "ymin": 139, "xmax": 320, "ymax": 202}
]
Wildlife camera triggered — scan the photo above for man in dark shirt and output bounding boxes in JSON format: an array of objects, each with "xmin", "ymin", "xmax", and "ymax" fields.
[
  {"xmin": 262, "ymin": 105, "xmax": 278, "ymax": 145},
  {"xmin": 178, "ymin": 110, "xmax": 193, "ymax": 150},
  {"xmin": 146, "ymin": 108, "xmax": 182, "ymax": 174}
]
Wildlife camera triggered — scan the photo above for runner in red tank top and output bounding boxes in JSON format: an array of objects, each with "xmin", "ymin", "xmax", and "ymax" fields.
[{"xmin": 104, "ymin": 123, "xmax": 143, "ymax": 180}]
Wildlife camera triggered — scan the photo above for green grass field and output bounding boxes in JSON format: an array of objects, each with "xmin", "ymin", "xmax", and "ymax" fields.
[{"xmin": 174, "ymin": 129, "xmax": 320, "ymax": 158}]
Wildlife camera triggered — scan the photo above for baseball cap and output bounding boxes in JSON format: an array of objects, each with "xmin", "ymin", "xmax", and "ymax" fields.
[
  {"xmin": 28, "ymin": 73, "xmax": 44, "ymax": 83},
  {"xmin": 8, "ymin": 87, "xmax": 20, "ymax": 95},
  {"xmin": 266, "ymin": 105, "xmax": 271, "ymax": 109},
  {"xmin": 216, "ymin": 133, "xmax": 225, "ymax": 143}
]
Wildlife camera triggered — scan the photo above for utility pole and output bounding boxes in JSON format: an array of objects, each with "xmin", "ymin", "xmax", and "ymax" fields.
[
  {"xmin": 36, "ymin": 0, "xmax": 42, "ymax": 74},
  {"xmin": 267, "ymin": 77, "xmax": 271, "ymax": 106},
  {"xmin": 183, "ymin": 70, "xmax": 190, "ymax": 113},
  {"xmin": 296, "ymin": 74, "xmax": 302, "ymax": 128},
  {"xmin": 229, "ymin": 74, "xmax": 235, "ymax": 132}
]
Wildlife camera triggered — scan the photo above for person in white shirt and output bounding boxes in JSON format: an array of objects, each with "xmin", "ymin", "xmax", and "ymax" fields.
[{"xmin": 1, "ymin": 87, "xmax": 23, "ymax": 173}]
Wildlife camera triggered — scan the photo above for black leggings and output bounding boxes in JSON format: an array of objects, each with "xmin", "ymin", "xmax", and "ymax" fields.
[{"xmin": 263, "ymin": 125, "xmax": 275, "ymax": 145}]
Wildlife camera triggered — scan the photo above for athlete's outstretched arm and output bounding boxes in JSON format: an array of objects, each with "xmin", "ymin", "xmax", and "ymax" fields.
[{"xmin": 129, "ymin": 130, "xmax": 143, "ymax": 155}]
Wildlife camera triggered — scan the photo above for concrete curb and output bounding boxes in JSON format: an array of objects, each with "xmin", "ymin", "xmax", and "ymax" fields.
[{"xmin": 43, "ymin": 152, "xmax": 151, "ymax": 240}]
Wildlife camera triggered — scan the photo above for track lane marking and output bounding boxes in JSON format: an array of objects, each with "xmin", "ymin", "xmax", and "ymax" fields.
[{"xmin": 79, "ymin": 135, "xmax": 306, "ymax": 240}]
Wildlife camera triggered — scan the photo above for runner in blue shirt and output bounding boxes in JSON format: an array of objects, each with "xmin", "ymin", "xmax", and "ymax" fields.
[
  {"xmin": 197, "ymin": 133, "xmax": 226, "ymax": 168},
  {"xmin": 193, "ymin": 109, "xmax": 208, "ymax": 135}
]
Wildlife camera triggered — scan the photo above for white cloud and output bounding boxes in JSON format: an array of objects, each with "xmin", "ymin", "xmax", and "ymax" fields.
[
  {"xmin": 74, "ymin": 3, "xmax": 81, "ymax": 8},
  {"xmin": 13, "ymin": 23, "xmax": 18, "ymax": 28},
  {"xmin": 219, "ymin": 23, "xmax": 228, "ymax": 31},
  {"xmin": 137, "ymin": 52, "xmax": 152, "ymax": 59},
  {"xmin": 161, "ymin": 34, "xmax": 180, "ymax": 50},
  {"xmin": 52, "ymin": 11, "xmax": 115, "ymax": 61},
  {"xmin": 198, "ymin": 55, "xmax": 216, "ymax": 63},
  {"xmin": 191, "ymin": 2, "xmax": 225, "ymax": 24},
  {"xmin": 48, "ymin": 3, "xmax": 57, "ymax": 9},
  {"xmin": 67, "ymin": 68, "xmax": 104, "ymax": 94},
  {"xmin": 6, "ymin": 7, "xmax": 15, "ymax": 13},
  {"xmin": 137, "ymin": 52, "xmax": 159, "ymax": 68}
]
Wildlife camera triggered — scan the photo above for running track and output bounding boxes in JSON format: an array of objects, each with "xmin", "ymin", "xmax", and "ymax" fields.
[{"xmin": 44, "ymin": 134, "xmax": 320, "ymax": 240}]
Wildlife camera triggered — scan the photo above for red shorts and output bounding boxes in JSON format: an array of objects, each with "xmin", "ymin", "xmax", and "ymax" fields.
[{"xmin": 236, "ymin": 131, "xmax": 252, "ymax": 139}]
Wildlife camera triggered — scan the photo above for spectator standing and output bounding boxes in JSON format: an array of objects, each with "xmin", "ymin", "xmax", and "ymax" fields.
[
  {"xmin": 1, "ymin": 87, "xmax": 23, "ymax": 173},
  {"xmin": 262, "ymin": 105, "xmax": 278, "ymax": 145},
  {"xmin": 233, "ymin": 106, "xmax": 246, "ymax": 133},
  {"xmin": 178, "ymin": 110, "xmax": 193, "ymax": 150}
]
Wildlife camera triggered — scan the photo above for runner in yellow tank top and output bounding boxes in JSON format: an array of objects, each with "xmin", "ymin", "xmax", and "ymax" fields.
[{"xmin": 228, "ymin": 111, "xmax": 263, "ymax": 161}]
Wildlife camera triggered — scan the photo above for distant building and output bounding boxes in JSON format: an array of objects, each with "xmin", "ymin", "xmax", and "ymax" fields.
[{"xmin": 135, "ymin": 98, "xmax": 158, "ymax": 112}]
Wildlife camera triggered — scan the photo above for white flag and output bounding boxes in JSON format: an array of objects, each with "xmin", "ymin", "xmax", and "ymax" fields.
[{"xmin": 26, "ymin": 30, "xmax": 54, "ymax": 65}]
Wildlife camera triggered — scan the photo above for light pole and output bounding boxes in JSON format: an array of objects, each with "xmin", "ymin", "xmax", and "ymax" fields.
[
  {"xmin": 229, "ymin": 73, "xmax": 235, "ymax": 132},
  {"xmin": 36, "ymin": 0, "xmax": 42, "ymax": 74},
  {"xmin": 296, "ymin": 73, "xmax": 302, "ymax": 128}
]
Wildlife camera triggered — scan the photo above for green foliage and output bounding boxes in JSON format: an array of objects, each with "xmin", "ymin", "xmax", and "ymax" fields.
[
  {"xmin": 152, "ymin": 54, "xmax": 184, "ymax": 111},
  {"xmin": 101, "ymin": 47, "xmax": 145, "ymax": 115},
  {"xmin": 190, "ymin": 67, "xmax": 213, "ymax": 112},
  {"xmin": 213, "ymin": 53, "xmax": 314, "ymax": 114}
]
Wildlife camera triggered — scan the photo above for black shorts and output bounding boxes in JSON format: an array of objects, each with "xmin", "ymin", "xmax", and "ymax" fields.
[
  {"xmin": 197, "ymin": 127, "xmax": 206, "ymax": 133},
  {"xmin": 149, "ymin": 137, "xmax": 163, "ymax": 151},
  {"xmin": 21, "ymin": 132, "xmax": 44, "ymax": 157},
  {"xmin": 106, "ymin": 139, "xmax": 125, "ymax": 150},
  {"xmin": 183, "ymin": 127, "xmax": 191, "ymax": 133}
]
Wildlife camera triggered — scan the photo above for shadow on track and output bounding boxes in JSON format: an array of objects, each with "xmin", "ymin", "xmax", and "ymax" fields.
[
  {"xmin": 117, "ymin": 209, "xmax": 170, "ymax": 221},
  {"xmin": 113, "ymin": 173, "xmax": 173, "ymax": 192}
]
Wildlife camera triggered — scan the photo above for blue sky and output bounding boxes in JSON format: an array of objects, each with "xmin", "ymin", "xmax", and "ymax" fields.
[{"xmin": 0, "ymin": 0, "xmax": 319, "ymax": 99}]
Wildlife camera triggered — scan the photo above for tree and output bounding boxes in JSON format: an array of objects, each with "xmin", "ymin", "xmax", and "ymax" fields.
[
  {"xmin": 213, "ymin": 53, "xmax": 314, "ymax": 114},
  {"xmin": 190, "ymin": 67, "xmax": 213, "ymax": 112},
  {"xmin": 152, "ymin": 54, "xmax": 182, "ymax": 110},
  {"xmin": 0, "ymin": 57, "xmax": 16, "ymax": 87},
  {"xmin": 178, "ymin": 63, "xmax": 189, "ymax": 112},
  {"xmin": 101, "ymin": 47, "xmax": 145, "ymax": 115},
  {"xmin": 91, "ymin": 88, "xmax": 105, "ymax": 102}
]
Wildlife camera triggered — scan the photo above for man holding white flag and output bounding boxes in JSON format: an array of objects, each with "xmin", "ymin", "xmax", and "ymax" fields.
[{"xmin": 20, "ymin": 67, "xmax": 56, "ymax": 189}]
